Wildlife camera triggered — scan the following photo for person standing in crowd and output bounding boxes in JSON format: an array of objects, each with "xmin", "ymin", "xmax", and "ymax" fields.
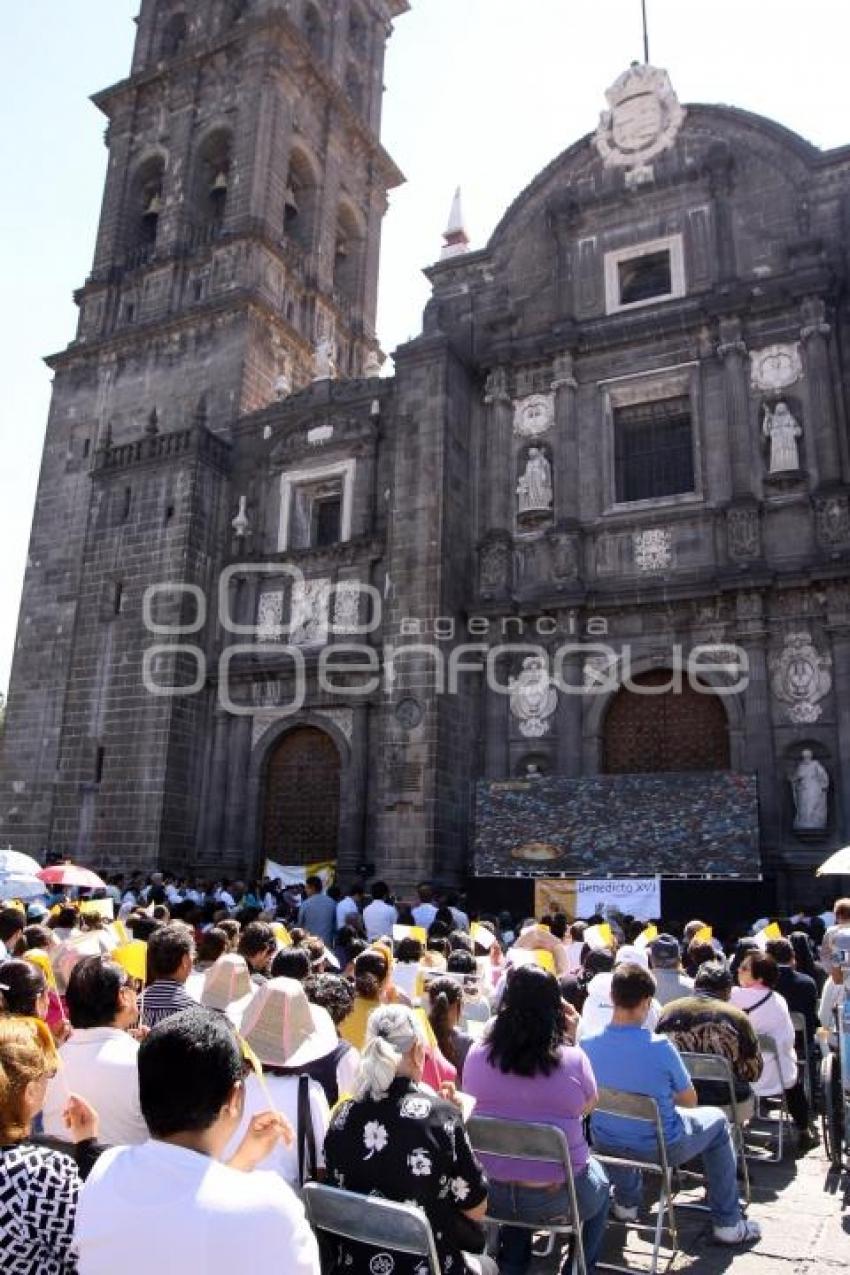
[
  {"xmin": 335, "ymin": 882, "xmax": 365, "ymax": 933},
  {"xmin": 0, "ymin": 907, "xmax": 26, "ymax": 959},
  {"xmin": 42, "ymin": 956, "xmax": 147, "ymax": 1147},
  {"xmin": 74, "ymin": 1008, "xmax": 320, "ymax": 1275},
  {"xmin": 647, "ymin": 935, "xmax": 694, "ymax": 1006},
  {"xmin": 0, "ymin": 1017, "xmax": 100, "ymax": 1275},
  {"xmin": 464, "ymin": 965, "xmax": 609, "ymax": 1275},
  {"xmin": 412, "ymin": 881, "xmax": 438, "ymax": 931},
  {"xmin": 582, "ymin": 964, "xmax": 761, "ymax": 1246},
  {"xmin": 324, "ymin": 1003, "xmax": 496, "ymax": 1275},
  {"xmin": 362, "ymin": 881, "xmax": 398, "ymax": 941},
  {"xmin": 0, "ymin": 957, "xmax": 51, "ymax": 1022},
  {"xmin": 731, "ymin": 951, "xmax": 815, "ymax": 1146},
  {"xmin": 656, "ymin": 961, "xmax": 762, "ymax": 1108},
  {"xmin": 140, "ymin": 923, "xmax": 197, "ymax": 1028},
  {"xmin": 297, "ymin": 876, "xmax": 338, "ymax": 948},
  {"xmin": 237, "ymin": 922, "xmax": 278, "ymax": 984}
]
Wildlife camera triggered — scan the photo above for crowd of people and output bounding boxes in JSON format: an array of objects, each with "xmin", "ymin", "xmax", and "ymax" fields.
[{"xmin": 0, "ymin": 872, "xmax": 846, "ymax": 1274}]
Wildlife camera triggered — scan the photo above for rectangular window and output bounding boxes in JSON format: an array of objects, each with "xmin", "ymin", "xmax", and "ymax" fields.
[
  {"xmin": 289, "ymin": 478, "xmax": 344, "ymax": 549},
  {"xmin": 604, "ymin": 234, "xmax": 685, "ymax": 314},
  {"xmin": 618, "ymin": 250, "xmax": 672, "ymax": 306},
  {"xmin": 313, "ymin": 494, "xmax": 342, "ymax": 547},
  {"xmin": 614, "ymin": 395, "xmax": 695, "ymax": 503}
]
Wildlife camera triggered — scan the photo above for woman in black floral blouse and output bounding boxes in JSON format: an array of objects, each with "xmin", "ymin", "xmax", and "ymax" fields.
[{"xmin": 323, "ymin": 1004, "xmax": 496, "ymax": 1275}]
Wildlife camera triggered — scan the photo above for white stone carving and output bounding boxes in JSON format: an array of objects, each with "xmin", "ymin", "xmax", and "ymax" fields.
[
  {"xmin": 232, "ymin": 495, "xmax": 250, "ymax": 538},
  {"xmin": 274, "ymin": 372, "xmax": 291, "ymax": 401},
  {"xmin": 257, "ymin": 590, "xmax": 284, "ymax": 641},
  {"xmin": 791, "ymin": 750, "xmax": 829, "ymax": 831},
  {"xmin": 770, "ymin": 631, "xmax": 832, "ymax": 724},
  {"xmin": 594, "ymin": 64, "xmax": 685, "ymax": 173},
  {"xmin": 513, "ymin": 393, "xmax": 555, "ymax": 438},
  {"xmin": 289, "ymin": 577, "xmax": 330, "ymax": 646},
  {"xmin": 633, "ymin": 528, "xmax": 672, "ymax": 573},
  {"xmin": 509, "ymin": 656, "xmax": 558, "ymax": 738},
  {"xmin": 750, "ymin": 344, "xmax": 802, "ymax": 393},
  {"xmin": 307, "ymin": 424, "xmax": 334, "ymax": 446},
  {"xmin": 363, "ymin": 350, "xmax": 383, "ymax": 377},
  {"xmin": 762, "ymin": 401, "xmax": 802, "ymax": 474},
  {"xmin": 313, "ymin": 338, "xmax": 336, "ymax": 382},
  {"xmin": 517, "ymin": 448, "xmax": 553, "ymax": 514},
  {"xmin": 317, "ymin": 707, "xmax": 354, "ymax": 743},
  {"xmin": 332, "ymin": 581, "xmax": 361, "ymax": 633},
  {"xmin": 250, "ymin": 706, "xmax": 353, "ymax": 751}
]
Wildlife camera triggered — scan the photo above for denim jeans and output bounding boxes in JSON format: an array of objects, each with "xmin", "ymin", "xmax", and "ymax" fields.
[
  {"xmin": 487, "ymin": 1155, "xmax": 611, "ymax": 1275},
  {"xmin": 596, "ymin": 1106, "xmax": 741, "ymax": 1229}
]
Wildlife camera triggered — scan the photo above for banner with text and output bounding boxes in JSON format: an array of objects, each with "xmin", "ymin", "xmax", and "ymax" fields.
[{"xmin": 575, "ymin": 878, "xmax": 661, "ymax": 921}]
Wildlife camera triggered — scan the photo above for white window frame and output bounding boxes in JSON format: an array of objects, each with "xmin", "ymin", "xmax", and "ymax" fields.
[
  {"xmin": 604, "ymin": 234, "xmax": 686, "ymax": 315},
  {"xmin": 278, "ymin": 458, "xmax": 356, "ymax": 551}
]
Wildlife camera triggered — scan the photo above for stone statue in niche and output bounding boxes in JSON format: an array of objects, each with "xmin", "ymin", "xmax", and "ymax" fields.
[
  {"xmin": 762, "ymin": 401, "xmax": 802, "ymax": 474},
  {"xmin": 509, "ymin": 656, "xmax": 558, "ymax": 738},
  {"xmin": 313, "ymin": 338, "xmax": 336, "ymax": 382},
  {"xmin": 791, "ymin": 749, "xmax": 829, "ymax": 832},
  {"xmin": 517, "ymin": 448, "xmax": 553, "ymax": 515}
]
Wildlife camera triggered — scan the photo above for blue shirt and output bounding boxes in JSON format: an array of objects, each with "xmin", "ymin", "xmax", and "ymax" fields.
[
  {"xmin": 297, "ymin": 892, "xmax": 337, "ymax": 946},
  {"xmin": 582, "ymin": 1024, "xmax": 690, "ymax": 1154}
]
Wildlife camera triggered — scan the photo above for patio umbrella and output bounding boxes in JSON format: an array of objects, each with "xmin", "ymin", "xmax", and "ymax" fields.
[
  {"xmin": 815, "ymin": 845, "xmax": 850, "ymax": 876},
  {"xmin": 37, "ymin": 864, "xmax": 106, "ymax": 891},
  {"xmin": 0, "ymin": 874, "xmax": 48, "ymax": 902},
  {"xmin": 0, "ymin": 848, "xmax": 43, "ymax": 878}
]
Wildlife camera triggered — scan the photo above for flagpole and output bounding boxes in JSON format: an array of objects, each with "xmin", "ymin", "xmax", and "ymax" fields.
[{"xmin": 642, "ymin": 0, "xmax": 650, "ymax": 64}]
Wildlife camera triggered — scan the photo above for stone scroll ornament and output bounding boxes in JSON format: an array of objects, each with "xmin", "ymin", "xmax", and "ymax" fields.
[
  {"xmin": 594, "ymin": 63, "xmax": 685, "ymax": 179},
  {"xmin": 769, "ymin": 631, "xmax": 832, "ymax": 724},
  {"xmin": 509, "ymin": 655, "xmax": 558, "ymax": 738}
]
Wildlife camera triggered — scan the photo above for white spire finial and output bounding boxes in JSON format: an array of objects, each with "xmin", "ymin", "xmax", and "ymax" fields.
[{"xmin": 441, "ymin": 187, "xmax": 470, "ymax": 260}]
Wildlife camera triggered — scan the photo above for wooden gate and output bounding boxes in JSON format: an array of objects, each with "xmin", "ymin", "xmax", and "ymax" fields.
[
  {"xmin": 603, "ymin": 669, "xmax": 730, "ymax": 774},
  {"xmin": 262, "ymin": 727, "xmax": 340, "ymax": 864}
]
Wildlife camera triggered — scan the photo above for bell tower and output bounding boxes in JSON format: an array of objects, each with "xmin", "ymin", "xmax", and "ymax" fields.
[{"xmin": 1, "ymin": 0, "xmax": 409, "ymax": 858}]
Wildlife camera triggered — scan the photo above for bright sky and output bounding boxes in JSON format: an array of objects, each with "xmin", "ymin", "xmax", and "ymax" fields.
[{"xmin": 1, "ymin": 0, "xmax": 847, "ymax": 694}]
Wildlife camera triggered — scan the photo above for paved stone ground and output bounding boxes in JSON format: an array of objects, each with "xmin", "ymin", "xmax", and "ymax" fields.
[{"xmin": 526, "ymin": 1132, "xmax": 848, "ymax": 1274}]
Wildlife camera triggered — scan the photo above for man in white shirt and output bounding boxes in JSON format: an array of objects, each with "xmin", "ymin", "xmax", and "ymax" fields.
[
  {"xmin": 411, "ymin": 882, "xmax": 438, "ymax": 931},
  {"xmin": 43, "ymin": 954, "xmax": 148, "ymax": 1146},
  {"xmin": 75, "ymin": 1007, "xmax": 320, "ymax": 1275},
  {"xmin": 362, "ymin": 880, "xmax": 398, "ymax": 940},
  {"xmin": 336, "ymin": 881, "xmax": 365, "ymax": 931}
]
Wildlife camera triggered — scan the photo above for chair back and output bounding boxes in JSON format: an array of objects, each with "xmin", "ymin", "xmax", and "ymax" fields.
[
  {"xmin": 468, "ymin": 1114, "xmax": 571, "ymax": 1172},
  {"xmin": 302, "ymin": 1183, "xmax": 441, "ymax": 1274},
  {"xmin": 757, "ymin": 1031, "xmax": 779, "ymax": 1061},
  {"xmin": 593, "ymin": 1086, "xmax": 670, "ymax": 1171},
  {"xmin": 679, "ymin": 1051, "xmax": 736, "ymax": 1100}
]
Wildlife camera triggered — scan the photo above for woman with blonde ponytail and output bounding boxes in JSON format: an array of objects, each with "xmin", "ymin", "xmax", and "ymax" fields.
[
  {"xmin": 324, "ymin": 1004, "xmax": 497, "ymax": 1274},
  {"xmin": 0, "ymin": 1017, "xmax": 100, "ymax": 1273}
]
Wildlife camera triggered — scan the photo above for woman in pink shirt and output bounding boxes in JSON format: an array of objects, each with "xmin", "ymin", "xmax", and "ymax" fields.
[{"xmin": 463, "ymin": 965, "xmax": 610, "ymax": 1274}]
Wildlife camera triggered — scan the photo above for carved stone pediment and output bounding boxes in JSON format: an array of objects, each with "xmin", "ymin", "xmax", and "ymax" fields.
[{"xmin": 268, "ymin": 414, "xmax": 376, "ymax": 467}]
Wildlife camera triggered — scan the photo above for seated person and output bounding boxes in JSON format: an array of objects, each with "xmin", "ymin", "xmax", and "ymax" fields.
[
  {"xmin": 323, "ymin": 1004, "xmax": 495, "ymax": 1275},
  {"xmin": 74, "ymin": 1008, "xmax": 320, "ymax": 1275},
  {"xmin": 140, "ymin": 924, "xmax": 196, "ymax": 1028},
  {"xmin": 578, "ymin": 947, "xmax": 661, "ymax": 1041},
  {"xmin": 427, "ymin": 978, "xmax": 474, "ymax": 1084},
  {"xmin": 656, "ymin": 960, "xmax": 762, "ymax": 1111},
  {"xmin": 464, "ymin": 966, "xmax": 609, "ymax": 1275},
  {"xmin": 42, "ymin": 956, "xmax": 148, "ymax": 1146},
  {"xmin": 647, "ymin": 935, "xmax": 694, "ymax": 1006},
  {"xmin": 582, "ymin": 964, "xmax": 760, "ymax": 1247},
  {"xmin": 303, "ymin": 973, "xmax": 361, "ymax": 1102}
]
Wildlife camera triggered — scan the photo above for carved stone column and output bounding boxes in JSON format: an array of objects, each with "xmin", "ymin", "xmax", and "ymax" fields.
[
  {"xmin": 339, "ymin": 703, "xmax": 369, "ymax": 877},
  {"xmin": 205, "ymin": 709, "xmax": 231, "ymax": 857},
  {"xmin": 223, "ymin": 715, "xmax": 253, "ymax": 861},
  {"xmin": 484, "ymin": 650, "xmax": 510, "ymax": 778},
  {"xmin": 483, "ymin": 368, "xmax": 513, "ymax": 531},
  {"xmin": 826, "ymin": 584, "xmax": 850, "ymax": 841},
  {"xmin": 705, "ymin": 144, "xmax": 737, "ymax": 284},
  {"xmin": 552, "ymin": 352, "xmax": 579, "ymax": 525},
  {"xmin": 800, "ymin": 297, "xmax": 841, "ymax": 488},
  {"xmin": 734, "ymin": 591, "xmax": 780, "ymax": 851},
  {"xmin": 554, "ymin": 628, "xmax": 583, "ymax": 778},
  {"xmin": 718, "ymin": 318, "xmax": 755, "ymax": 500}
]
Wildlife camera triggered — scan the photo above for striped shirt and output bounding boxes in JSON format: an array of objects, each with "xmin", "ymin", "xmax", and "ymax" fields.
[{"xmin": 140, "ymin": 980, "xmax": 196, "ymax": 1029}]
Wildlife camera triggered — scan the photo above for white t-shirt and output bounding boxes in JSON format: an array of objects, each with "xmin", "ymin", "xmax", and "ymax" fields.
[
  {"xmin": 222, "ymin": 1073, "xmax": 329, "ymax": 1187},
  {"xmin": 75, "ymin": 1140, "xmax": 320, "ymax": 1275},
  {"xmin": 577, "ymin": 973, "xmax": 661, "ymax": 1041},
  {"xmin": 43, "ymin": 1026, "xmax": 148, "ymax": 1147},
  {"xmin": 363, "ymin": 898, "xmax": 397, "ymax": 940}
]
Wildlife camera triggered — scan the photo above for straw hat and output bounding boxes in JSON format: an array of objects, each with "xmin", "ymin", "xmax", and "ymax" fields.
[
  {"xmin": 201, "ymin": 954, "xmax": 253, "ymax": 1011},
  {"xmin": 240, "ymin": 976, "xmax": 338, "ymax": 1070}
]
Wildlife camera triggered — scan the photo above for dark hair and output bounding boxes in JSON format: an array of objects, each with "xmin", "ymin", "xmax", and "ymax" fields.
[
  {"xmin": 550, "ymin": 913, "xmax": 569, "ymax": 941},
  {"xmin": 433, "ymin": 906, "xmax": 455, "ymax": 932},
  {"xmin": 304, "ymin": 973, "xmax": 355, "ymax": 1025},
  {"xmin": 487, "ymin": 966, "xmax": 566, "ymax": 1077},
  {"xmin": 151, "ymin": 905, "xmax": 171, "ymax": 924},
  {"xmin": 582, "ymin": 947, "xmax": 615, "ymax": 978},
  {"xmin": 237, "ymin": 922, "xmax": 276, "ymax": 961},
  {"xmin": 125, "ymin": 914, "xmax": 163, "ymax": 943},
  {"xmin": 147, "ymin": 923, "xmax": 195, "ymax": 982},
  {"xmin": 569, "ymin": 921, "xmax": 587, "ymax": 942},
  {"xmin": 730, "ymin": 937, "xmax": 760, "ymax": 983},
  {"xmin": 20, "ymin": 925, "xmax": 53, "ymax": 952},
  {"xmin": 694, "ymin": 960, "xmax": 733, "ymax": 997},
  {"xmin": 271, "ymin": 947, "xmax": 311, "ymax": 981},
  {"xmin": 354, "ymin": 949, "xmax": 389, "ymax": 999},
  {"xmin": 446, "ymin": 949, "xmax": 476, "ymax": 975},
  {"xmin": 427, "ymin": 936, "xmax": 450, "ymax": 958},
  {"xmin": 396, "ymin": 937, "xmax": 423, "ymax": 964},
  {"xmin": 740, "ymin": 951, "xmax": 778, "ymax": 988},
  {"xmin": 46, "ymin": 907, "xmax": 77, "ymax": 933},
  {"xmin": 370, "ymin": 881, "xmax": 389, "ymax": 901},
  {"xmin": 66, "ymin": 957, "xmax": 128, "ymax": 1028},
  {"xmin": 138, "ymin": 1008, "xmax": 243, "ymax": 1137},
  {"xmin": 447, "ymin": 931, "xmax": 473, "ymax": 954},
  {"xmin": 218, "ymin": 918, "xmax": 241, "ymax": 946},
  {"xmin": 0, "ymin": 908, "xmax": 26, "ymax": 947},
  {"xmin": 196, "ymin": 927, "xmax": 228, "ymax": 965},
  {"xmin": 765, "ymin": 938, "xmax": 794, "ymax": 966},
  {"xmin": 789, "ymin": 931, "xmax": 819, "ymax": 982},
  {"xmin": 0, "ymin": 959, "xmax": 45, "ymax": 1015},
  {"xmin": 305, "ymin": 875, "xmax": 323, "ymax": 892},
  {"xmin": 610, "ymin": 964, "xmax": 657, "ymax": 1009},
  {"xmin": 427, "ymin": 978, "xmax": 463, "ymax": 1067},
  {"xmin": 299, "ymin": 936, "xmax": 326, "ymax": 970},
  {"xmin": 343, "ymin": 938, "xmax": 367, "ymax": 967},
  {"xmin": 417, "ymin": 882, "xmax": 433, "ymax": 903},
  {"xmin": 684, "ymin": 940, "xmax": 716, "ymax": 978}
]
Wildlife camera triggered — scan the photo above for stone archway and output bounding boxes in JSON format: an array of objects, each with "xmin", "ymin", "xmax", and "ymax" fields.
[
  {"xmin": 602, "ymin": 669, "xmax": 731, "ymax": 774},
  {"xmin": 262, "ymin": 726, "xmax": 341, "ymax": 864}
]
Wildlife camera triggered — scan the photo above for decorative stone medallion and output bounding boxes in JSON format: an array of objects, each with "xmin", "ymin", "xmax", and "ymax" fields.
[
  {"xmin": 395, "ymin": 697, "xmax": 424, "ymax": 730},
  {"xmin": 769, "ymin": 631, "xmax": 832, "ymax": 724},
  {"xmin": 750, "ymin": 343, "xmax": 803, "ymax": 393},
  {"xmin": 513, "ymin": 393, "xmax": 555, "ymax": 438},
  {"xmin": 633, "ymin": 527, "xmax": 672, "ymax": 573},
  {"xmin": 594, "ymin": 64, "xmax": 685, "ymax": 173},
  {"xmin": 814, "ymin": 492, "xmax": 850, "ymax": 548},
  {"xmin": 509, "ymin": 656, "xmax": 558, "ymax": 738}
]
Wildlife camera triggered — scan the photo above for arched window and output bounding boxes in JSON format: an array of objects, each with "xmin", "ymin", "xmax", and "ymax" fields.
[
  {"xmin": 304, "ymin": 3, "xmax": 325, "ymax": 59},
  {"xmin": 333, "ymin": 204, "xmax": 364, "ymax": 303},
  {"xmin": 283, "ymin": 148, "xmax": 318, "ymax": 251},
  {"xmin": 127, "ymin": 156, "xmax": 166, "ymax": 262},
  {"xmin": 160, "ymin": 11, "xmax": 188, "ymax": 59},
  {"xmin": 345, "ymin": 65, "xmax": 365, "ymax": 115},
  {"xmin": 194, "ymin": 131, "xmax": 232, "ymax": 234}
]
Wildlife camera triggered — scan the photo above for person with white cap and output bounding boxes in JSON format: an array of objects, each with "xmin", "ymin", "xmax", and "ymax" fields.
[
  {"xmin": 577, "ymin": 945, "xmax": 662, "ymax": 1041},
  {"xmin": 223, "ymin": 978, "xmax": 332, "ymax": 1189}
]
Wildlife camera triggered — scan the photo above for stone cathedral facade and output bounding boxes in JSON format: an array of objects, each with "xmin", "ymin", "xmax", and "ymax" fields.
[{"xmin": 4, "ymin": 3, "xmax": 850, "ymax": 905}]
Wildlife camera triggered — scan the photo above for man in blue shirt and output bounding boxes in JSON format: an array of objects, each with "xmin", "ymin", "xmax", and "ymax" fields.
[
  {"xmin": 582, "ymin": 963, "xmax": 760, "ymax": 1246},
  {"xmin": 297, "ymin": 875, "xmax": 337, "ymax": 948}
]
